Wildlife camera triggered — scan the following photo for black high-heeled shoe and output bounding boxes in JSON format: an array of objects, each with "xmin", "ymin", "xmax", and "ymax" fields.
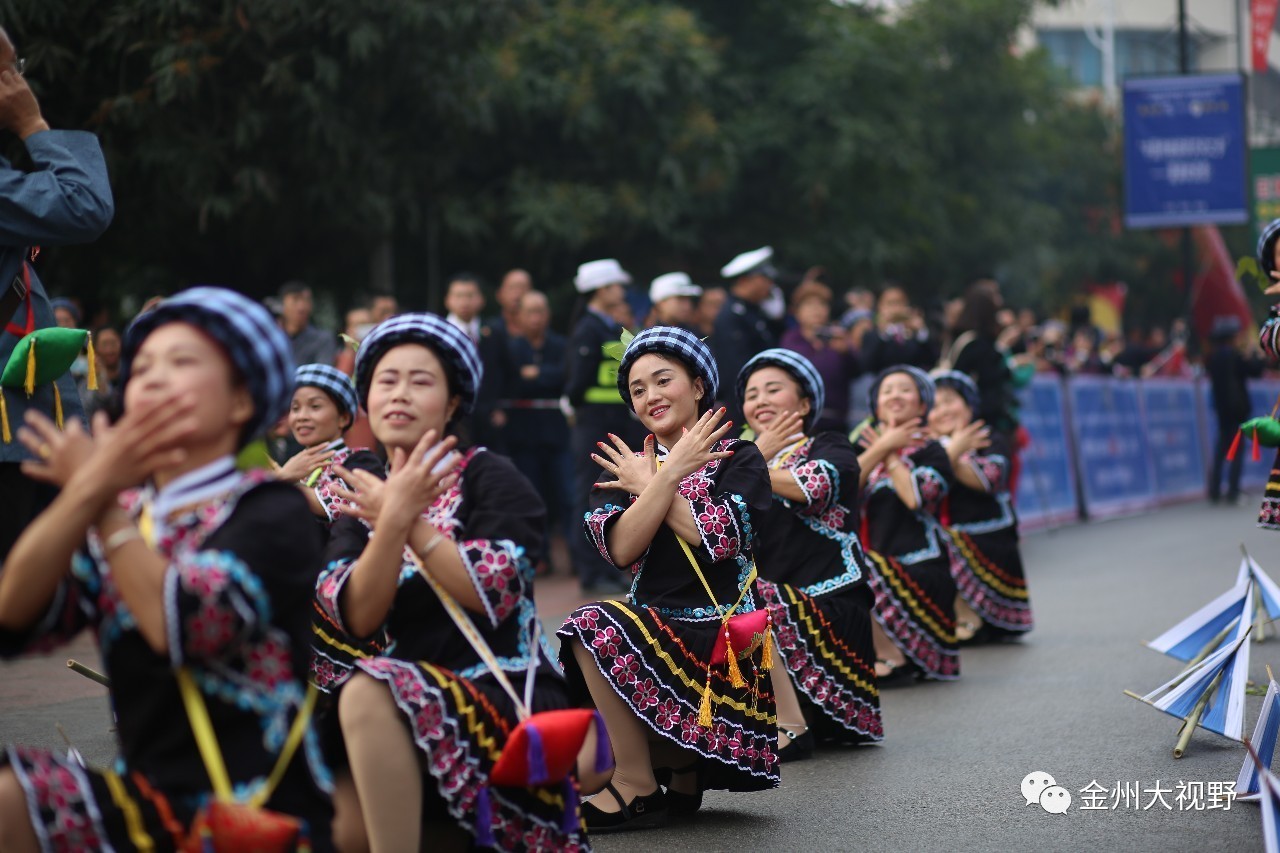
[
  {"xmin": 656, "ymin": 763, "xmax": 703, "ymax": 815},
  {"xmin": 581, "ymin": 782, "xmax": 669, "ymax": 833},
  {"xmin": 778, "ymin": 726, "xmax": 814, "ymax": 763},
  {"xmin": 876, "ymin": 658, "xmax": 920, "ymax": 688}
]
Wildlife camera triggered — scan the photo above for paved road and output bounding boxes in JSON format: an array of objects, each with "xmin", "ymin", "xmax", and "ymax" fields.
[{"xmin": 1, "ymin": 501, "xmax": 1274, "ymax": 851}]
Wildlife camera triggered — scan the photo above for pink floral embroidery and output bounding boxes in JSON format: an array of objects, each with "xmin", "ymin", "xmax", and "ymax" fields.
[
  {"xmin": 630, "ymin": 677, "xmax": 660, "ymax": 710},
  {"xmin": 592, "ymin": 626, "xmax": 622, "ymax": 658},
  {"xmin": 610, "ymin": 653, "xmax": 640, "ymax": 686}
]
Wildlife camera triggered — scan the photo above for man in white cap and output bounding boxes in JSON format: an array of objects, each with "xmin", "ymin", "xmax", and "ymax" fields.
[
  {"xmin": 712, "ymin": 246, "xmax": 780, "ymax": 422},
  {"xmin": 564, "ymin": 259, "xmax": 644, "ymax": 592},
  {"xmin": 646, "ymin": 271, "xmax": 702, "ymax": 331}
]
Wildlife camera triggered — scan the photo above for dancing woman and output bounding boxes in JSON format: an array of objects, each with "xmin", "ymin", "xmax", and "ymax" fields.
[
  {"xmin": 928, "ymin": 370, "xmax": 1033, "ymax": 642},
  {"xmin": 276, "ymin": 363, "xmax": 381, "ymax": 529},
  {"xmin": 855, "ymin": 366, "xmax": 960, "ymax": 684},
  {"xmin": 738, "ymin": 349, "xmax": 882, "ymax": 752},
  {"xmin": 0, "ymin": 288, "xmax": 334, "ymax": 851},
  {"xmin": 558, "ymin": 327, "xmax": 778, "ymax": 833},
  {"xmin": 311, "ymin": 314, "xmax": 602, "ymax": 853}
]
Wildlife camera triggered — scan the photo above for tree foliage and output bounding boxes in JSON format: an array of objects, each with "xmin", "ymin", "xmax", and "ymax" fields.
[{"xmin": 0, "ymin": 0, "xmax": 1186, "ymax": 327}]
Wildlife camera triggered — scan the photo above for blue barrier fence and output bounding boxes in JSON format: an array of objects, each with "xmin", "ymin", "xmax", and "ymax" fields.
[{"xmin": 1016, "ymin": 375, "xmax": 1280, "ymax": 530}]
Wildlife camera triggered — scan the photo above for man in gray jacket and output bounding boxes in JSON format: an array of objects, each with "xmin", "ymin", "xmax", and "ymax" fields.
[{"xmin": 0, "ymin": 28, "xmax": 115, "ymax": 558}]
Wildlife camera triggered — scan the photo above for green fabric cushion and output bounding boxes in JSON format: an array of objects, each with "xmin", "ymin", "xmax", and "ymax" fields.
[
  {"xmin": 1, "ymin": 328, "xmax": 88, "ymax": 389},
  {"xmin": 1241, "ymin": 417, "xmax": 1280, "ymax": 448}
]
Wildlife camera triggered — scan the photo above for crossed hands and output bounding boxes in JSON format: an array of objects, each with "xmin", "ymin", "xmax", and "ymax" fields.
[
  {"xmin": 19, "ymin": 391, "xmax": 199, "ymax": 517},
  {"xmin": 592, "ymin": 407, "xmax": 735, "ymax": 496},
  {"xmin": 331, "ymin": 429, "xmax": 459, "ymax": 532}
]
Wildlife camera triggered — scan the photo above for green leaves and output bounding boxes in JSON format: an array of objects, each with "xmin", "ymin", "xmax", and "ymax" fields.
[{"xmin": 10, "ymin": 0, "xmax": 1156, "ymax": 320}]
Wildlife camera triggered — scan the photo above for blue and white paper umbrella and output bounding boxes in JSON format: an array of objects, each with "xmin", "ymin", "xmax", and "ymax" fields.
[
  {"xmin": 1147, "ymin": 576, "xmax": 1253, "ymax": 662},
  {"xmin": 1238, "ymin": 671, "xmax": 1280, "ymax": 801},
  {"xmin": 1129, "ymin": 585, "xmax": 1254, "ymax": 755},
  {"xmin": 1245, "ymin": 742, "xmax": 1280, "ymax": 853},
  {"xmin": 1238, "ymin": 552, "xmax": 1280, "ymax": 623}
]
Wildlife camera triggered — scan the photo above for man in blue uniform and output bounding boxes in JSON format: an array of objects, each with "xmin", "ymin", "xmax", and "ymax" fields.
[
  {"xmin": 711, "ymin": 246, "xmax": 780, "ymax": 423},
  {"xmin": 565, "ymin": 259, "xmax": 644, "ymax": 592},
  {"xmin": 0, "ymin": 30, "xmax": 114, "ymax": 559}
]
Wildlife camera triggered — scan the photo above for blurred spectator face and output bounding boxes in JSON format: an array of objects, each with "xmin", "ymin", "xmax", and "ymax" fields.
[
  {"xmin": 698, "ymin": 287, "xmax": 727, "ymax": 328},
  {"xmin": 942, "ymin": 297, "xmax": 963, "ymax": 332},
  {"xmin": 54, "ymin": 306, "xmax": 77, "ymax": 328},
  {"xmin": 1148, "ymin": 328, "xmax": 1167, "ymax": 350},
  {"xmin": 345, "ymin": 308, "xmax": 373, "ymax": 339},
  {"xmin": 878, "ymin": 287, "xmax": 910, "ymax": 324},
  {"xmin": 95, "ymin": 328, "xmax": 122, "ymax": 370},
  {"xmin": 735, "ymin": 272, "xmax": 773, "ymax": 304},
  {"xmin": 282, "ymin": 287, "xmax": 313, "ymax": 330},
  {"xmin": 370, "ymin": 295, "xmax": 399, "ymax": 323},
  {"xmin": 996, "ymin": 308, "xmax": 1015, "ymax": 330},
  {"xmin": 846, "ymin": 288, "xmax": 875, "ymax": 313},
  {"xmin": 654, "ymin": 295, "xmax": 696, "ymax": 328},
  {"xmin": 794, "ymin": 295, "xmax": 830, "ymax": 330},
  {"xmin": 517, "ymin": 291, "xmax": 551, "ymax": 339},
  {"xmin": 611, "ymin": 299, "xmax": 636, "ymax": 330},
  {"xmin": 592, "ymin": 282, "xmax": 626, "ymax": 318},
  {"xmin": 497, "ymin": 269, "xmax": 533, "ymax": 316},
  {"xmin": 850, "ymin": 316, "xmax": 874, "ymax": 349},
  {"xmin": 1071, "ymin": 328, "xmax": 1096, "ymax": 355},
  {"xmin": 445, "ymin": 279, "xmax": 484, "ymax": 322},
  {"xmin": 1017, "ymin": 308, "xmax": 1036, "ymax": 330}
]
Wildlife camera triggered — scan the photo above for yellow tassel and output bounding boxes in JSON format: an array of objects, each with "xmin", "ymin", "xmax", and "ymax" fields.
[
  {"xmin": 54, "ymin": 383, "xmax": 63, "ymax": 429},
  {"xmin": 0, "ymin": 389, "xmax": 9, "ymax": 443},
  {"xmin": 761, "ymin": 617, "xmax": 774, "ymax": 673},
  {"xmin": 86, "ymin": 334, "xmax": 98, "ymax": 391},
  {"xmin": 724, "ymin": 630, "xmax": 746, "ymax": 688},
  {"xmin": 697, "ymin": 671, "xmax": 713, "ymax": 728},
  {"xmin": 24, "ymin": 340, "xmax": 35, "ymax": 396}
]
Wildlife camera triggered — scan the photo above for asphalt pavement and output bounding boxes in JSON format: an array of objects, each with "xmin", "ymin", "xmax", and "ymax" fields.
[{"xmin": 1, "ymin": 500, "xmax": 1275, "ymax": 852}]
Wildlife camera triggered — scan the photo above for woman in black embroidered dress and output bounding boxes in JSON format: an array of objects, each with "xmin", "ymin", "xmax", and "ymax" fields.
[
  {"xmin": 928, "ymin": 370, "xmax": 1033, "ymax": 642},
  {"xmin": 558, "ymin": 327, "xmax": 778, "ymax": 833},
  {"xmin": 739, "ymin": 349, "xmax": 882, "ymax": 754},
  {"xmin": 310, "ymin": 314, "xmax": 604, "ymax": 853},
  {"xmin": 275, "ymin": 363, "xmax": 381, "ymax": 533},
  {"xmin": 0, "ymin": 287, "xmax": 333, "ymax": 852},
  {"xmin": 856, "ymin": 366, "xmax": 961, "ymax": 685}
]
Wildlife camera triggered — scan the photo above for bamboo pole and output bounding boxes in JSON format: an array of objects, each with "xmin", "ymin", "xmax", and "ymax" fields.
[
  {"xmin": 66, "ymin": 659, "xmax": 109, "ymax": 687},
  {"xmin": 1173, "ymin": 667, "xmax": 1225, "ymax": 759}
]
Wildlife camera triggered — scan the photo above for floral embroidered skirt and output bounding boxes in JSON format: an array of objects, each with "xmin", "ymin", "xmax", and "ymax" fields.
[
  {"xmin": 945, "ymin": 525, "xmax": 1033, "ymax": 634},
  {"xmin": 865, "ymin": 550, "xmax": 960, "ymax": 680},
  {"xmin": 1261, "ymin": 448, "xmax": 1280, "ymax": 530},
  {"xmin": 353, "ymin": 658, "xmax": 590, "ymax": 853},
  {"xmin": 757, "ymin": 580, "xmax": 883, "ymax": 744},
  {"xmin": 557, "ymin": 599, "xmax": 779, "ymax": 793}
]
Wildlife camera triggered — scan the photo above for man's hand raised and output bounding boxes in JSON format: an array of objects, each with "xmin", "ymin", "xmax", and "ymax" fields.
[{"xmin": 0, "ymin": 69, "xmax": 47, "ymax": 139}]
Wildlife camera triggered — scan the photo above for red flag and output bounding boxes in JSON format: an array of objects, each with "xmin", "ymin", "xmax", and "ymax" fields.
[{"xmin": 1254, "ymin": 0, "xmax": 1279, "ymax": 72}]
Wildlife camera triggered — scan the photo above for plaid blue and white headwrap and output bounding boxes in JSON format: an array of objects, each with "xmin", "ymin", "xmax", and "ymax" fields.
[
  {"xmin": 930, "ymin": 369, "xmax": 979, "ymax": 411},
  {"xmin": 617, "ymin": 326, "xmax": 719, "ymax": 410},
  {"xmin": 295, "ymin": 363, "xmax": 359, "ymax": 421},
  {"xmin": 121, "ymin": 286, "xmax": 294, "ymax": 447},
  {"xmin": 354, "ymin": 313, "xmax": 483, "ymax": 414},
  {"xmin": 1260, "ymin": 218, "xmax": 1280, "ymax": 278},
  {"xmin": 869, "ymin": 364, "xmax": 936, "ymax": 420},
  {"xmin": 736, "ymin": 348, "xmax": 825, "ymax": 427}
]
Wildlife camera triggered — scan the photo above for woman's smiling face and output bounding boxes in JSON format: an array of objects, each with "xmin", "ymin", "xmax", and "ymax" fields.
[
  {"xmin": 627, "ymin": 353, "xmax": 703, "ymax": 438},
  {"xmin": 876, "ymin": 371, "xmax": 924, "ymax": 425}
]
